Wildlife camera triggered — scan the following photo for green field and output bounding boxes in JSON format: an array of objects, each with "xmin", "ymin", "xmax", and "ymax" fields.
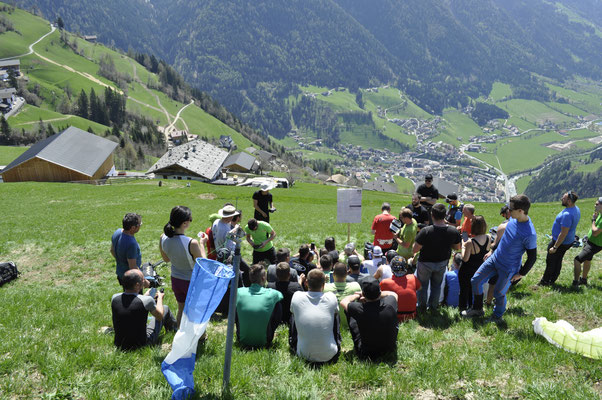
[
  {"xmin": 497, "ymin": 99, "xmax": 577, "ymax": 125},
  {"xmin": 393, "ymin": 175, "xmax": 415, "ymax": 194},
  {"xmin": 0, "ymin": 181, "xmax": 600, "ymax": 399},
  {"xmin": 515, "ymin": 175, "xmax": 532, "ymax": 194},
  {"xmin": 436, "ymin": 110, "xmax": 484, "ymax": 146},
  {"xmin": 0, "ymin": 145, "xmax": 28, "ymax": 164},
  {"xmin": 574, "ymin": 160, "xmax": 602, "ymax": 173},
  {"xmin": 0, "ymin": 5, "xmax": 50, "ymax": 57},
  {"xmin": 8, "ymin": 104, "xmax": 112, "ymax": 134},
  {"xmin": 506, "ymin": 116, "xmax": 538, "ymax": 132},
  {"xmin": 489, "ymin": 82, "xmax": 512, "ymax": 101},
  {"xmin": 545, "ymin": 83, "xmax": 602, "ymax": 115}
]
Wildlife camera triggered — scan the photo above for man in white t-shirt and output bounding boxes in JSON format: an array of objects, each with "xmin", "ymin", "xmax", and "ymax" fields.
[
  {"xmin": 290, "ymin": 269, "xmax": 341, "ymax": 363},
  {"xmin": 362, "ymin": 246, "xmax": 384, "ymax": 276}
]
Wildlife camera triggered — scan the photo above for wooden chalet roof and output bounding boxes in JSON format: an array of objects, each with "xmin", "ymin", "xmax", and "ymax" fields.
[{"xmin": 1, "ymin": 126, "xmax": 118, "ymax": 176}]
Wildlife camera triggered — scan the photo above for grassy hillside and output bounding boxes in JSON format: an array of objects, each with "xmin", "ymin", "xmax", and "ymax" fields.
[
  {"xmin": 0, "ymin": 145, "xmax": 28, "ymax": 164},
  {"xmin": 0, "ymin": 180, "xmax": 599, "ymax": 399},
  {"xmin": 0, "ymin": 5, "xmax": 258, "ymax": 154}
]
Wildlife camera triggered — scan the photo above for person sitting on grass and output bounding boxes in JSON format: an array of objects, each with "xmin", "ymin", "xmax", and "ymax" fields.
[
  {"xmin": 340, "ymin": 276, "xmax": 399, "ymax": 360},
  {"xmin": 379, "ymin": 256, "xmax": 421, "ymax": 322},
  {"xmin": 290, "ymin": 244, "xmax": 317, "ymax": 275},
  {"xmin": 325, "ymin": 236, "xmax": 340, "ymax": 264},
  {"xmin": 443, "ymin": 253, "xmax": 461, "ymax": 308},
  {"xmin": 268, "ymin": 262, "xmax": 304, "ymax": 326},
  {"xmin": 373, "ymin": 249, "xmax": 398, "ymax": 282},
  {"xmin": 340, "ymin": 242, "xmax": 364, "ymax": 264},
  {"xmin": 325, "ymin": 262, "xmax": 361, "ymax": 328},
  {"xmin": 362, "ymin": 245, "xmax": 385, "ymax": 276},
  {"xmin": 290, "ymin": 269, "xmax": 341, "ymax": 364},
  {"xmin": 236, "ymin": 264, "xmax": 283, "ymax": 348},
  {"xmin": 267, "ymin": 248, "xmax": 299, "ymax": 283},
  {"xmin": 347, "ymin": 255, "xmax": 367, "ymax": 282},
  {"xmin": 111, "ymin": 269, "xmax": 176, "ymax": 351},
  {"xmin": 319, "ymin": 254, "xmax": 334, "ymax": 283}
]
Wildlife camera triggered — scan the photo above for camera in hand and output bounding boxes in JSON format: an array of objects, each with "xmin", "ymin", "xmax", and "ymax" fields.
[
  {"xmin": 269, "ymin": 207, "xmax": 277, "ymax": 213},
  {"xmin": 142, "ymin": 260, "xmax": 164, "ymax": 288}
]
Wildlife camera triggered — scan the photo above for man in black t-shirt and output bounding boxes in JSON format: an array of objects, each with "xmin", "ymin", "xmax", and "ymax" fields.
[
  {"xmin": 412, "ymin": 203, "xmax": 462, "ymax": 310},
  {"xmin": 416, "ymin": 174, "xmax": 439, "ymax": 224},
  {"xmin": 406, "ymin": 192, "xmax": 430, "ymax": 225},
  {"xmin": 341, "ymin": 276, "xmax": 399, "ymax": 360},
  {"xmin": 252, "ymin": 182, "xmax": 275, "ymax": 223},
  {"xmin": 111, "ymin": 269, "xmax": 176, "ymax": 350},
  {"xmin": 268, "ymin": 262, "xmax": 304, "ymax": 325},
  {"xmin": 290, "ymin": 244, "xmax": 317, "ymax": 276}
]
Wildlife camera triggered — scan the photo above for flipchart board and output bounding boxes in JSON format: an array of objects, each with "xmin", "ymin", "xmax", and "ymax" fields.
[{"xmin": 337, "ymin": 189, "xmax": 362, "ymax": 224}]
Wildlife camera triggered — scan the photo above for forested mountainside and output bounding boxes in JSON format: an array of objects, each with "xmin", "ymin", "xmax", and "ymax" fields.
[{"xmin": 12, "ymin": 0, "xmax": 602, "ymax": 138}]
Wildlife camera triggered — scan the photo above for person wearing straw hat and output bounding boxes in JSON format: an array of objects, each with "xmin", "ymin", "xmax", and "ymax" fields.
[{"xmin": 253, "ymin": 182, "xmax": 276, "ymax": 223}]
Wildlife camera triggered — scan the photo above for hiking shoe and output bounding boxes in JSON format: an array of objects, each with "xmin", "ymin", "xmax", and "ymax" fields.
[
  {"xmin": 461, "ymin": 308, "xmax": 484, "ymax": 318},
  {"xmin": 579, "ymin": 278, "xmax": 588, "ymax": 286},
  {"xmin": 538, "ymin": 280, "xmax": 552, "ymax": 287},
  {"xmin": 572, "ymin": 280, "xmax": 580, "ymax": 287}
]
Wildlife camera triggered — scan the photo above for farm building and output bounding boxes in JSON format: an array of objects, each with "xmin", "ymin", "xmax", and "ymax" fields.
[
  {"xmin": 147, "ymin": 139, "xmax": 228, "ymax": 181},
  {"xmin": 0, "ymin": 59, "xmax": 20, "ymax": 74},
  {"xmin": 222, "ymin": 152, "xmax": 259, "ymax": 173},
  {"xmin": 0, "ymin": 126, "xmax": 118, "ymax": 183},
  {"xmin": 0, "ymin": 87, "xmax": 17, "ymax": 113}
]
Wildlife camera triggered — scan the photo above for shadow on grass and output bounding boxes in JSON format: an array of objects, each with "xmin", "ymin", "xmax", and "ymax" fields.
[
  {"xmin": 341, "ymin": 349, "xmax": 398, "ymax": 366},
  {"xmin": 548, "ymin": 284, "xmax": 584, "ymax": 294},
  {"xmin": 416, "ymin": 308, "xmax": 457, "ymax": 330}
]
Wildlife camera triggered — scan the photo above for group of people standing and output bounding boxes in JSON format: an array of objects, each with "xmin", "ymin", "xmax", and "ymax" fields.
[{"xmin": 108, "ymin": 178, "xmax": 601, "ymax": 363}]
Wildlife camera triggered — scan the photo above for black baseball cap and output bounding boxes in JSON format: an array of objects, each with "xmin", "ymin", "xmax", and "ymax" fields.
[
  {"xmin": 360, "ymin": 276, "xmax": 381, "ymax": 300},
  {"xmin": 385, "ymin": 249, "xmax": 398, "ymax": 263},
  {"xmin": 425, "ymin": 174, "xmax": 433, "ymax": 180},
  {"xmin": 347, "ymin": 255, "xmax": 361, "ymax": 269},
  {"xmin": 446, "ymin": 193, "xmax": 458, "ymax": 201}
]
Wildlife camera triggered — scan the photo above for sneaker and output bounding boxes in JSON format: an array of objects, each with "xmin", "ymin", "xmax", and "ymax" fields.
[
  {"xmin": 572, "ymin": 280, "xmax": 580, "ymax": 287},
  {"xmin": 579, "ymin": 278, "xmax": 588, "ymax": 286},
  {"xmin": 461, "ymin": 308, "xmax": 484, "ymax": 318},
  {"xmin": 538, "ymin": 280, "xmax": 552, "ymax": 287}
]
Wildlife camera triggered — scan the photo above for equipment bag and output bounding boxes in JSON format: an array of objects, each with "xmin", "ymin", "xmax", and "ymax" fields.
[{"xmin": 0, "ymin": 262, "xmax": 19, "ymax": 286}]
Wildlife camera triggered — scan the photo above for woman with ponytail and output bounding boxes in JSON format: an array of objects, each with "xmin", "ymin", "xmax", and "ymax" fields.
[{"xmin": 159, "ymin": 205, "xmax": 208, "ymax": 327}]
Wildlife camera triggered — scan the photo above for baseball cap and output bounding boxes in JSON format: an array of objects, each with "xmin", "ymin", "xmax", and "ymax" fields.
[
  {"xmin": 372, "ymin": 246, "xmax": 383, "ymax": 258},
  {"xmin": 446, "ymin": 193, "xmax": 458, "ymax": 201},
  {"xmin": 347, "ymin": 255, "xmax": 361, "ymax": 269},
  {"xmin": 359, "ymin": 276, "xmax": 381, "ymax": 300},
  {"xmin": 344, "ymin": 242, "xmax": 355, "ymax": 255},
  {"xmin": 390, "ymin": 256, "xmax": 408, "ymax": 277},
  {"xmin": 385, "ymin": 249, "xmax": 398, "ymax": 263},
  {"xmin": 425, "ymin": 174, "xmax": 433, "ymax": 180}
]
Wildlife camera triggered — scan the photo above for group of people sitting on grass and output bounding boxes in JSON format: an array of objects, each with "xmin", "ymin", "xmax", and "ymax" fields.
[{"xmin": 109, "ymin": 186, "xmax": 602, "ymax": 362}]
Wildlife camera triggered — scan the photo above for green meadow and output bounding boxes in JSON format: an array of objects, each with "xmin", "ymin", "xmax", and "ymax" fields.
[
  {"xmin": 0, "ymin": 180, "xmax": 600, "ymax": 399},
  {"xmin": 489, "ymin": 82, "xmax": 512, "ymax": 101},
  {"xmin": 497, "ymin": 99, "xmax": 577, "ymax": 125},
  {"xmin": 0, "ymin": 145, "xmax": 27, "ymax": 164},
  {"xmin": 0, "ymin": 6, "xmax": 50, "ymax": 57}
]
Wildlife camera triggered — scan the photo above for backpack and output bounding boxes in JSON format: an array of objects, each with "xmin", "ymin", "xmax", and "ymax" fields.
[{"xmin": 0, "ymin": 262, "xmax": 19, "ymax": 286}]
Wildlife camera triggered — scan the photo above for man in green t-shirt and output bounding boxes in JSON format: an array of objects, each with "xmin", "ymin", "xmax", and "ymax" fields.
[
  {"xmin": 325, "ymin": 262, "xmax": 361, "ymax": 329},
  {"xmin": 236, "ymin": 264, "xmax": 283, "ymax": 348},
  {"xmin": 573, "ymin": 197, "xmax": 602, "ymax": 286},
  {"xmin": 245, "ymin": 218, "xmax": 277, "ymax": 264},
  {"xmin": 396, "ymin": 208, "xmax": 417, "ymax": 260}
]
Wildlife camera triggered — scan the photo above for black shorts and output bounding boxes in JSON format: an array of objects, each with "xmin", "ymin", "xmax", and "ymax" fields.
[{"xmin": 574, "ymin": 240, "xmax": 602, "ymax": 263}]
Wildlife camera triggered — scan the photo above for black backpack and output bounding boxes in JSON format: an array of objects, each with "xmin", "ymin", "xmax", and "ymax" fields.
[{"xmin": 0, "ymin": 262, "xmax": 19, "ymax": 286}]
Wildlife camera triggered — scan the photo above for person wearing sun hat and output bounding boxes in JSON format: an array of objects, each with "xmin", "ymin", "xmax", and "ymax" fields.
[
  {"xmin": 361, "ymin": 245, "xmax": 384, "ymax": 276},
  {"xmin": 340, "ymin": 276, "xmax": 398, "ymax": 360},
  {"xmin": 252, "ymin": 181, "xmax": 275, "ymax": 223},
  {"xmin": 380, "ymin": 256, "xmax": 421, "ymax": 322}
]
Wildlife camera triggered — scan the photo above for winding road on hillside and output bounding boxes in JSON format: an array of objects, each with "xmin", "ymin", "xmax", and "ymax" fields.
[{"xmin": 8, "ymin": 24, "xmax": 197, "ymax": 140}]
